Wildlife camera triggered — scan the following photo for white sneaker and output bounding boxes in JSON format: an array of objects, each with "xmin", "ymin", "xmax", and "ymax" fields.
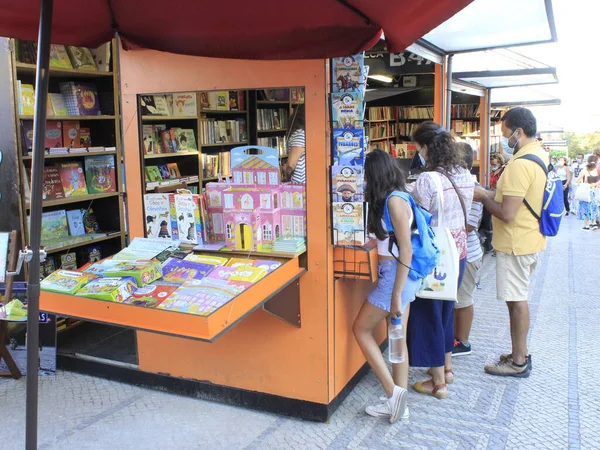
[{"xmin": 365, "ymin": 393, "xmax": 409, "ymax": 422}]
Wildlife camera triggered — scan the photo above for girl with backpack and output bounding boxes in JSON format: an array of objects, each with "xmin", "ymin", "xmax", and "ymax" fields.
[
  {"xmin": 408, "ymin": 122, "xmax": 474, "ymax": 399},
  {"xmin": 353, "ymin": 149, "xmax": 422, "ymax": 424}
]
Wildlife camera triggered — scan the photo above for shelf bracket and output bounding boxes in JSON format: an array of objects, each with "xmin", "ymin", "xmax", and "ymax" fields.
[{"xmin": 263, "ymin": 279, "xmax": 301, "ymax": 328}]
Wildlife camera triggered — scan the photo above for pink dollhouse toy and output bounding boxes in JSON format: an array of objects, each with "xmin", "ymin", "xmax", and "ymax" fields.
[{"xmin": 205, "ymin": 146, "xmax": 306, "ymax": 252}]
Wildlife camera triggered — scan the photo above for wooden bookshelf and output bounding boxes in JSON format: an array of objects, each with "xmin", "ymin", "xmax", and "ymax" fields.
[
  {"xmin": 144, "ymin": 151, "xmax": 199, "ymax": 159},
  {"xmin": 201, "ymin": 142, "xmax": 248, "ymax": 148},
  {"xmin": 12, "ymin": 38, "xmax": 127, "ymax": 276},
  {"xmin": 141, "ymin": 115, "xmax": 198, "ymax": 121}
]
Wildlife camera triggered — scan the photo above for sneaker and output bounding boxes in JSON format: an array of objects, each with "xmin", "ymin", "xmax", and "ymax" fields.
[
  {"xmin": 484, "ymin": 358, "xmax": 531, "ymax": 378},
  {"xmin": 389, "ymin": 385, "xmax": 407, "ymax": 424},
  {"xmin": 452, "ymin": 339, "xmax": 472, "ymax": 357},
  {"xmin": 583, "ymin": 226, "xmax": 591, "ymax": 231},
  {"xmin": 500, "ymin": 353, "xmax": 532, "ymax": 370},
  {"xmin": 366, "ymin": 397, "xmax": 410, "ymax": 420}
]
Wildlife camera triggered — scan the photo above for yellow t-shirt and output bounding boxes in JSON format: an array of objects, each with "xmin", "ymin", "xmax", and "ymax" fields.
[{"xmin": 492, "ymin": 141, "xmax": 548, "ymax": 255}]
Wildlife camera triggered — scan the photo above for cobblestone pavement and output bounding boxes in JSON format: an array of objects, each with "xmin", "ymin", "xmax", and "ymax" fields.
[{"xmin": 1, "ymin": 217, "xmax": 599, "ymax": 449}]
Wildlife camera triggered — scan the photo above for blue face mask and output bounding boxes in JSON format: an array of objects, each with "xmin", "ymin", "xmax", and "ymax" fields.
[
  {"xmin": 418, "ymin": 153, "xmax": 426, "ymax": 168},
  {"xmin": 501, "ymin": 130, "xmax": 519, "ymax": 155}
]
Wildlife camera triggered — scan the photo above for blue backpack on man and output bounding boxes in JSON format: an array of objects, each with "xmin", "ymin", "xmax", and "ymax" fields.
[
  {"xmin": 519, "ymin": 154, "xmax": 564, "ymax": 237},
  {"xmin": 383, "ymin": 191, "xmax": 440, "ymax": 280}
]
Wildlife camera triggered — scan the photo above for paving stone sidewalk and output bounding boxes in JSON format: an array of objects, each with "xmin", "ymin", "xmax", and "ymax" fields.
[{"xmin": 1, "ymin": 216, "xmax": 599, "ymax": 449}]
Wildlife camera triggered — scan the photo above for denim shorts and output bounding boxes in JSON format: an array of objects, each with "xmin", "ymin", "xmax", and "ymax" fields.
[{"xmin": 367, "ymin": 259, "xmax": 421, "ymax": 313}]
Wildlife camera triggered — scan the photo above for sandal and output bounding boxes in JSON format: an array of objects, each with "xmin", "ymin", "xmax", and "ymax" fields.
[
  {"xmin": 426, "ymin": 367, "xmax": 455, "ymax": 384},
  {"xmin": 413, "ymin": 379, "xmax": 448, "ymax": 399}
]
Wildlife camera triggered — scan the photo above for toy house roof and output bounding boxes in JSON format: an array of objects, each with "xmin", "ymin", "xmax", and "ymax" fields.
[{"xmin": 233, "ymin": 155, "xmax": 278, "ymax": 171}]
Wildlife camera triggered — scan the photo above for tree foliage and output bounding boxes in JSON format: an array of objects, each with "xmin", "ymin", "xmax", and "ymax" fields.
[{"xmin": 564, "ymin": 130, "xmax": 600, "ymax": 158}]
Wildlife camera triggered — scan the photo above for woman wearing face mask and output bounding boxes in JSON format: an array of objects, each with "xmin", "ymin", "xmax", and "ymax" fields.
[
  {"xmin": 408, "ymin": 121, "xmax": 474, "ymax": 399},
  {"xmin": 554, "ymin": 157, "xmax": 573, "ymax": 215},
  {"xmin": 489, "ymin": 152, "xmax": 506, "ymax": 190}
]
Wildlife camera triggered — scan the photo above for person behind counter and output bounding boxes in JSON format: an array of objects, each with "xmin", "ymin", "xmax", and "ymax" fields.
[
  {"xmin": 353, "ymin": 149, "xmax": 419, "ymax": 424},
  {"xmin": 283, "ymin": 104, "xmax": 306, "ymax": 183}
]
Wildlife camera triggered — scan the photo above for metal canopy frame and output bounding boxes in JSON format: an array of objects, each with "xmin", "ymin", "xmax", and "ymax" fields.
[{"xmin": 453, "ymin": 67, "xmax": 558, "ymax": 89}]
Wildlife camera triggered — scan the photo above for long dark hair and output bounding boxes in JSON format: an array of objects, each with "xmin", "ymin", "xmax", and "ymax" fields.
[
  {"xmin": 364, "ymin": 149, "xmax": 407, "ymax": 240},
  {"xmin": 588, "ymin": 155, "xmax": 598, "ymax": 171},
  {"xmin": 412, "ymin": 121, "xmax": 461, "ymax": 172}
]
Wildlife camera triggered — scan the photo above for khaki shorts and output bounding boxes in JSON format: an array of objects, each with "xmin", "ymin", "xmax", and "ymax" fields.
[
  {"xmin": 496, "ymin": 251, "xmax": 539, "ymax": 302},
  {"xmin": 456, "ymin": 258, "xmax": 483, "ymax": 309}
]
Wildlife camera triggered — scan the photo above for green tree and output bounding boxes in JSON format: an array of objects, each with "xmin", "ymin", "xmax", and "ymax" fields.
[{"xmin": 564, "ymin": 130, "xmax": 600, "ymax": 158}]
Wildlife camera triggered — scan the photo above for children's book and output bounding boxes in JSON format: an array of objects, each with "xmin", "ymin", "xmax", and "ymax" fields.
[
  {"xmin": 153, "ymin": 95, "xmax": 171, "ymax": 116},
  {"xmin": 59, "ymin": 82, "xmax": 101, "ymax": 116},
  {"xmin": 331, "ymin": 165, "xmax": 364, "ymax": 202},
  {"xmin": 172, "ymin": 92, "xmax": 197, "ymax": 116},
  {"xmin": 79, "ymin": 128, "xmax": 92, "ymax": 147},
  {"xmin": 144, "ymin": 193, "xmax": 173, "ymax": 239},
  {"xmin": 40, "ymin": 269, "xmax": 97, "ymax": 295},
  {"xmin": 90, "ymin": 43, "xmax": 111, "ymax": 72},
  {"xmin": 49, "ymin": 93, "xmax": 68, "ymax": 116},
  {"xmin": 145, "ymin": 166, "xmax": 162, "ymax": 182},
  {"xmin": 332, "ymin": 202, "xmax": 366, "ymax": 246},
  {"xmin": 41, "ymin": 256, "xmax": 56, "ymax": 278},
  {"xmin": 167, "ymin": 163, "xmax": 181, "ymax": 178},
  {"xmin": 87, "ymin": 245, "xmax": 102, "ymax": 263},
  {"xmin": 207, "ymin": 265, "xmax": 267, "ymax": 284},
  {"xmin": 330, "ymin": 92, "xmax": 364, "ymax": 128},
  {"xmin": 140, "ymin": 95, "xmax": 158, "ymax": 115},
  {"xmin": 66, "ymin": 46, "xmax": 97, "ymax": 70},
  {"xmin": 58, "ymin": 161, "xmax": 88, "ymax": 197},
  {"xmin": 19, "ymin": 83, "xmax": 35, "ymax": 115},
  {"xmin": 60, "ymin": 252, "xmax": 78, "ymax": 270},
  {"xmin": 176, "ymin": 129, "xmax": 197, "ymax": 151},
  {"xmin": 183, "ymin": 254, "xmax": 229, "ymax": 266},
  {"xmin": 173, "ymin": 194, "xmax": 204, "ymax": 244},
  {"xmin": 161, "ymin": 258, "xmax": 213, "ymax": 283},
  {"xmin": 42, "ymin": 165, "xmax": 66, "ymax": 201},
  {"xmin": 124, "ymin": 284, "xmax": 177, "ymax": 308},
  {"xmin": 75, "ymin": 276, "xmax": 137, "ymax": 302},
  {"xmin": 154, "ymin": 248, "xmax": 192, "ymax": 263},
  {"xmin": 160, "ymin": 130, "xmax": 175, "ymax": 153},
  {"xmin": 49, "ymin": 44, "xmax": 73, "ymax": 69},
  {"xmin": 21, "ymin": 120, "xmax": 63, "ymax": 149},
  {"xmin": 332, "ymin": 127, "xmax": 365, "ymax": 166},
  {"xmin": 199, "ymin": 92, "xmax": 210, "ymax": 109},
  {"xmin": 62, "ymin": 120, "xmax": 81, "ymax": 148},
  {"xmin": 157, "ymin": 280, "xmax": 242, "ymax": 316},
  {"xmin": 142, "ymin": 124, "xmax": 157, "ymax": 154},
  {"xmin": 216, "ymin": 91, "xmax": 229, "ymax": 110},
  {"xmin": 83, "ymin": 208, "xmax": 100, "ymax": 233},
  {"xmin": 331, "ymin": 53, "xmax": 365, "ymax": 93},
  {"xmin": 41, "ymin": 210, "xmax": 69, "ymax": 242},
  {"xmin": 157, "ymin": 164, "xmax": 170, "ymax": 180},
  {"xmin": 66, "ymin": 209, "xmax": 86, "ymax": 236},
  {"xmin": 84, "ymin": 155, "xmax": 116, "ymax": 193},
  {"xmin": 101, "ymin": 260, "xmax": 163, "ymax": 287}
]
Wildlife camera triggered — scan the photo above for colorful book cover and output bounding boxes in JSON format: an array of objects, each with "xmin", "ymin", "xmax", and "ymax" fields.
[
  {"xmin": 90, "ymin": 43, "xmax": 111, "ymax": 72},
  {"xmin": 229, "ymin": 92, "xmax": 239, "ymax": 111},
  {"xmin": 207, "ymin": 266, "xmax": 267, "ymax": 284},
  {"xmin": 160, "ymin": 130, "xmax": 175, "ymax": 153},
  {"xmin": 161, "ymin": 259, "xmax": 214, "ymax": 283},
  {"xmin": 102, "ymin": 260, "xmax": 163, "ymax": 287},
  {"xmin": 169, "ymin": 129, "xmax": 179, "ymax": 152},
  {"xmin": 173, "ymin": 194, "xmax": 204, "ymax": 244},
  {"xmin": 330, "ymin": 92, "xmax": 364, "ymax": 128},
  {"xmin": 83, "ymin": 208, "xmax": 100, "ymax": 233},
  {"xmin": 216, "ymin": 91, "xmax": 229, "ymax": 110},
  {"xmin": 21, "ymin": 120, "xmax": 63, "ymax": 149},
  {"xmin": 124, "ymin": 284, "xmax": 177, "ymax": 308},
  {"xmin": 176, "ymin": 129, "xmax": 197, "ymax": 151},
  {"xmin": 154, "ymin": 248, "xmax": 192, "ymax": 263},
  {"xmin": 199, "ymin": 92, "xmax": 210, "ymax": 109},
  {"xmin": 84, "ymin": 155, "xmax": 116, "ymax": 194},
  {"xmin": 87, "ymin": 245, "xmax": 102, "ymax": 263},
  {"xmin": 20, "ymin": 83, "xmax": 35, "ymax": 115},
  {"xmin": 153, "ymin": 95, "xmax": 171, "ymax": 116},
  {"xmin": 154, "ymin": 125, "xmax": 167, "ymax": 151},
  {"xmin": 40, "ymin": 269, "xmax": 97, "ymax": 295},
  {"xmin": 62, "ymin": 120, "xmax": 80, "ymax": 148},
  {"xmin": 172, "ymin": 92, "xmax": 197, "ymax": 116},
  {"xmin": 49, "ymin": 44, "xmax": 73, "ymax": 69},
  {"xmin": 58, "ymin": 161, "xmax": 88, "ymax": 197},
  {"xmin": 41, "ymin": 256, "xmax": 56, "ymax": 278},
  {"xmin": 42, "ymin": 165, "xmax": 66, "ymax": 201},
  {"xmin": 144, "ymin": 193, "xmax": 173, "ymax": 239},
  {"xmin": 75, "ymin": 276, "xmax": 137, "ymax": 303},
  {"xmin": 157, "ymin": 280, "xmax": 241, "ymax": 316},
  {"xmin": 48, "ymin": 93, "xmax": 68, "ymax": 116},
  {"xmin": 140, "ymin": 95, "xmax": 158, "ymax": 115},
  {"xmin": 60, "ymin": 252, "xmax": 78, "ymax": 270},
  {"xmin": 79, "ymin": 128, "xmax": 92, "ymax": 147},
  {"xmin": 332, "ymin": 202, "xmax": 366, "ymax": 246},
  {"xmin": 184, "ymin": 254, "xmax": 229, "ymax": 266},
  {"xmin": 111, "ymin": 248, "xmax": 161, "ymax": 261},
  {"xmin": 145, "ymin": 166, "xmax": 162, "ymax": 182},
  {"xmin": 142, "ymin": 124, "xmax": 157, "ymax": 154},
  {"xmin": 332, "ymin": 127, "xmax": 365, "ymax": 166},
  {"xmin": 167, "ymin": 163, "xmax": 181, "ymax": 178},
  {"xmin": 41, "ymin": 210, "xmax": 69, "ymax": 242},
  {"xmin": 224, "ymin": 258, "xmax": 281, "ymax": 274},
  {"xmin": 157, "ymin": 164, "xmax": 170, "ymax": 180},
  {"xmin": 59, "ymin": 82, "xmax": 101, "ymax": 116},
  {"xmin": 66, "ymin": 209, "xmax": 86, "ymax": 236},
  {"xmin": 66, "ymin": 46, "xmax": 97, "ymax": 70},
  {"xmin": 331, "ymin": 165, "xmax": 364, "ymax": 202},
  {"xmin": 332, "ymin": 53, "xmax": 365, "ymax": 93}
]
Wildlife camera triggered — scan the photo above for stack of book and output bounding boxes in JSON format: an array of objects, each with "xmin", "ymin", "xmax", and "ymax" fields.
[{"xmin": 273, "ymin": 237, "xmax": 306, "ymax": 253}]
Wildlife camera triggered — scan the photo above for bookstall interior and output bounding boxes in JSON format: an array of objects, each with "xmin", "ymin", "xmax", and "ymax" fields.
[{"xmin": 9, "ymin": 39, "xmax": 127, "ymax": 335}]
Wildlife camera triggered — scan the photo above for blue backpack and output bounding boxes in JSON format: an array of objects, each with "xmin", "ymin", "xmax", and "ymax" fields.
[
  {"xmin": 383, "ymin": 191, "xmax": 440, "ymax": 280},
  {"xmin": 519, "ymin": 154, "xmax": 564, "ymax": 237}
]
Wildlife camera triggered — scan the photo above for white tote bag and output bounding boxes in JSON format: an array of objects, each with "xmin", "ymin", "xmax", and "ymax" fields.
[
  {"xmin": 575, "ymin": 179, "xmax": 591, "ymax": 202},
  {"xmin": 417, "ymin": 172, "xmax": 460, "ymax": 301}
]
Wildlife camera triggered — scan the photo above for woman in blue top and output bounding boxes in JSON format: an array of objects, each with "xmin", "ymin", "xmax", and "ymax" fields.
[{"xmin": 353, "ymin": 149, "xmax": 421, "ymax": 424}]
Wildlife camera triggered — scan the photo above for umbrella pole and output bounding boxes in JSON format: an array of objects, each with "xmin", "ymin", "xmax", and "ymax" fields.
[{"xmin": 25, "ymin": 0, "xmax": 53, "ymax": 448}]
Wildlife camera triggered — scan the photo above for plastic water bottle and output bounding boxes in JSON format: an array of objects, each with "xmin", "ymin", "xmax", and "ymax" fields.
[{"xmin": 388, "ymin": 318, "xmax": 405, "ymax": 363}]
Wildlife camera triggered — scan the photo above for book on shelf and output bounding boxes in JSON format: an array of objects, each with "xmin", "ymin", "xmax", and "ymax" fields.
[
  {"xmin": 142, "ymin": 124, "xmax": 158, "ymax": 155},
  {"xmin": 83, "ymin": 208, "xmax": 100, "ymax": 233},
  {"xmin": 201, "ymin": 90, "xmax": 245, "ymax": 111},
  {"xmin": 330, "ymin": 92, "xmax": 364, "ymax": 128},
  {"xmin": 331, "ymin": 53, "xmax": 364, "ymax": 93},
  {"xmin": 66, "ymin": 209, "xmax": 86, "ymax": 236},
  {"xmin": 66, "ymin": 46, "xmax": 97, "ymax": 70},
  {"xmin": 256, "ymin": 109, "xmax": 287, "ymax": 131},
  {"xmin": 49, "ymin": 44, "xmax": 73, "ymax": 69},
  {"xmin": 48, "ymin": 93, "xmax": 69, "ymax": 116},
  {"xmin": 199, "ymin": 92, "xmax": 210, "ymax": 110},
  {"xmin": 368, "ymin": 122, "xmax": 396, "ymax": 139},
  {"xmin": 18, "ymin": 82, "xmax": 35, "ymax": 115},
  {"xmin": 84, "ymin": 154, "xmax": 116, "ymax": 194},
  {"xmin": 172, "ymin": 92, "xmax": 197, "ymax": 116},
  {"xmin": 332, "ymin": 202, "xmax": 366, "ymax": 246},
  {"xmin": 59, "ymin": 82, "xmax": 102, "ymax": 116},
  {"xmin": 273, "ymin": 237, "xmax": 306, "ymax": 253},
  {"xmin": 87, "ymin": 245, "xmax": 102, "ymax": 263},
  {"xmin": 40, "ymin": 210, "xmax": 70, "ymax": 242},
  {"xmin": 258, "ymin": 89, "xmax": 289, "ymax": 102},
  {"xmin": 332, "ymin": 127, "xmax": 365, "ymax": 166},
  {"xmin": 157, "ymin": 164, "xmax": 170, "ymax": 180},
  {"xmin": 42, "ymin": 165, "xmax": 65, "ymax": 200},
  {"xmin": 167, "ymin": 162, "xmax": 181, "ymax": 178},
  {"xmin": 48, "ymin": 147, "xmax": 69, "ymax": 154},
  {"xmin": 331, "ymin": 166, "xmax": 364, "ymax": 203},
  {"xmin": 58, "ymin": 161, "xmax": 88, "ymax": 197},
  {"xmin": 15, "ymin": 39, "xmax": 35, "ymax": 64},
  {"xmin": 257, "ymin": 136, "xmax": 287, "ymax": 157},
  {"xmin": 62, "ymin": 120, "xmax": 80, "ymax": 148},
  {"xmin": 145, "ymin": 166, "xmax": 162, "ymax": 182},
  {"xmin": 173, "ymin": 194, "xmax": 204, "ymax": 245},
  {"xmin": 79, "ymin": 127, "xmax": 92, "ymax": 147},
  {"xmin": 290, "ymin": 87, "xmax": 305, "ymax": 103},
  {"xmin": 367, "ymin": 106, "xmax": 396, "ymax": 121},
  {"xmin": 451, "ymin": 104, "xmax": 480, "ymax": 118},
  {"xmin": 395, "ymin": 143, "xmax": 417, "ymax": 159},
  {"xmin": 60, "ymin": 252, "xmax": 78, "ymax": 271},
  {"xmin": 398, "ymin": 122, "xmax": 420, "ymax": 137},
  {"xmin": 398, "ymin": 106, "xmax": 434, "ymax": 119},
  {"xmin": 200, "ymin": 118, "xmax": 247, "ymax": 144},
  {"xmin": 144, "ymin": 193, "xmax": 173, "ymax": 239},
  {"xmin": 21, "ymin": 120, "xmax": 63, "ymax": 151},
  {"xmin": 89, "ymin": 43, "xmax": 111, "ymax": 72},
  {"xmin": 176, "ymin": 129, "xmax": 197, "ymax": 151}
]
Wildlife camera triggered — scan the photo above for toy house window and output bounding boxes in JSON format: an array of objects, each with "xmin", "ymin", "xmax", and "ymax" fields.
[
  {"xmin": 213, "ymin": 214, "xmax": 224, "ymax": 234},
  {"xmin": 226, "ymin": 223, "xmax": 232, "ymax": 240},
  {"xmin": 269, "ymin": 172, "xmax": 278, "ymax": 185},
  {"xmin": 241, "ymin": 194, "xmax": 254, "ymax": 210},
  {"xmin": 210, "ymin": 191, "xmax": 222, "ymax": 207},
  {"xmin": 262, "ymin": 224, "xmax": 272, "ymax": 241},
  {"xmin": 234, "ymin": 172, "xmax": 243, "ymax": 184},
  {"xmin": 273, "ymin": 194, "xmax": 278, "ymax": 209},
  {"xmin": 257, "ymin": 172, "xmax": 267, "ymax": 185},
  {"xmin": 244, "ymin": 171, "xmax": 254, "ymax": 184},
  {"xmin": 260, "ymin": 194, "xmax": 271, "ymax": 209},
  {"xmin": 224, "ymin": 194, "xmax": 234, "ymax": 208},
  {"xmin": 275, "ymin": 225, "xmax": 280, "ymax": 238},
  {"xmin": 293, "ymin": 216, "xmax": 304, "ymax": 236},
  {"xmin": 281, "ymin": 192, "xmax": 290, "ymax": 208}
]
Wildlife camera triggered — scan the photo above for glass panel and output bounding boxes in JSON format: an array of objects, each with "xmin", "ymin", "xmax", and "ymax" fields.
[
  {"xmin": 424, "ymin": 0, "xmax": 552, "ymax": 52},
  {"xmin": 490, "ymin": 85, "xmax": 560, "ymax": 105},
  {"xmin": 458, "ymin": 72, "xmax": 557, "ymax": 88},
  {"xmin": 452, "ymin": 48, "xmax": 550, "ymax": 73}
]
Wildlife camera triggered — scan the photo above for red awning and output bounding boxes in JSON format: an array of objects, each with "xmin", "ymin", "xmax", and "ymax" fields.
[{"xmin": 0, "ymin": 0, "xmax": 473, "ymax": 59}]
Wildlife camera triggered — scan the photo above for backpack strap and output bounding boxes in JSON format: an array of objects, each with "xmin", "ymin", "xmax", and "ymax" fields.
[
  {"xmin": 383, "ymin": 191, "xmax": 414, "ymax": 267},
  {"xmin": 516, "ymin": 154, "xmax": 548, "ymax": 222},
  {"xmin": 436, "ymin": 169, "xmax": 468, "ymax": 228}
]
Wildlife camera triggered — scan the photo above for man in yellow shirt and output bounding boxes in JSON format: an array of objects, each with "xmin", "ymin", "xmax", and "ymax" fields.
[{"xmin": 474, "ymin": 107, "xmax": 547, "ymax": 378}]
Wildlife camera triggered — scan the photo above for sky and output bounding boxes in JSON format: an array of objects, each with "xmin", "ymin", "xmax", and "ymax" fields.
[{"xmin": 511, "ymin": 0, "xmax": 600, "ymax": 134}]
